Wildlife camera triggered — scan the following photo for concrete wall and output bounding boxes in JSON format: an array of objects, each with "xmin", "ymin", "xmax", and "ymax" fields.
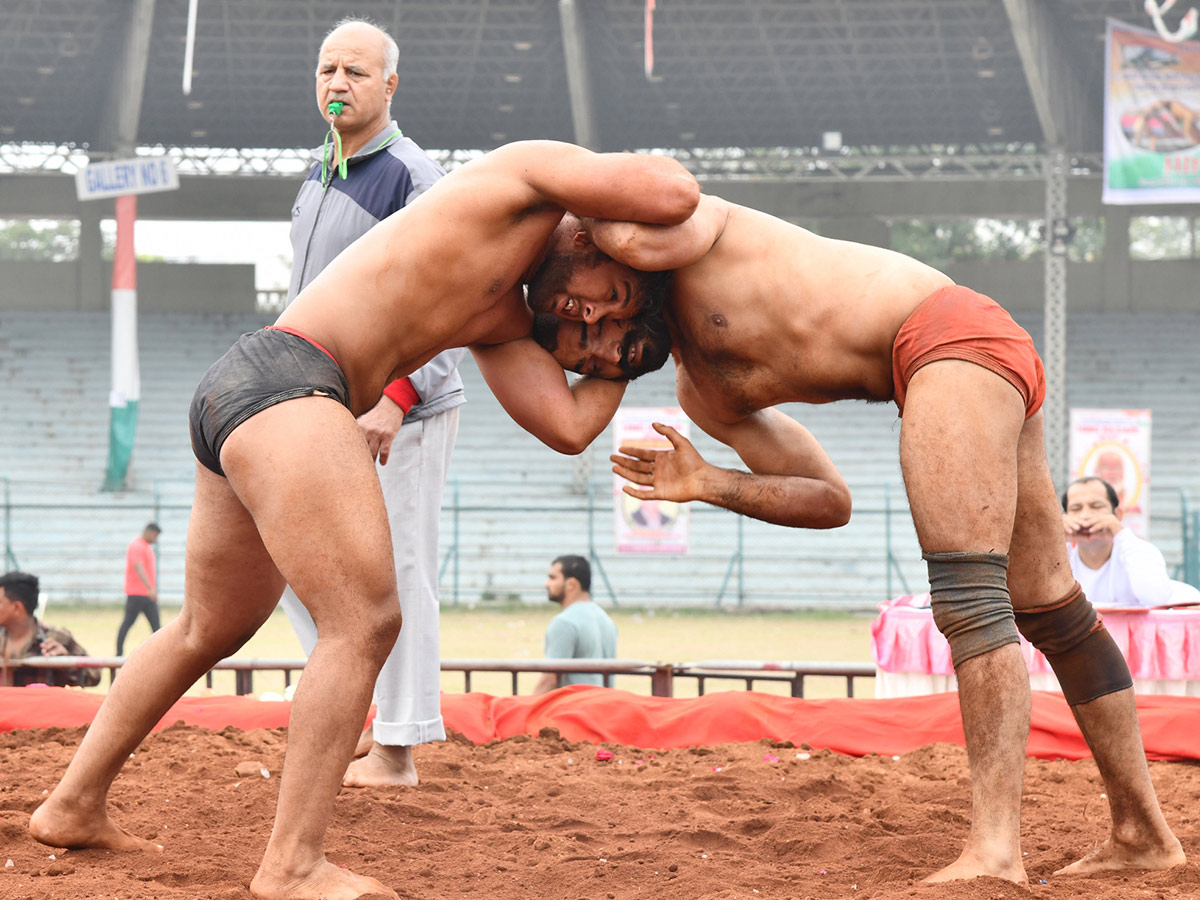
[{"xmin": 0, "ymin": 261, "xmax": 256, "ymax": 312}]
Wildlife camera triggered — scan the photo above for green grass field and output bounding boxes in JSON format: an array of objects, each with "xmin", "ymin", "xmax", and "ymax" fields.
[{"xmin": 41, "ymin": 603, "xmax": 879, "ymax": 699}]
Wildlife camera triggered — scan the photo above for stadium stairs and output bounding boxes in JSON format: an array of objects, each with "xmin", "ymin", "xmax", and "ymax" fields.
[{"xmin": 1, "ymin": 308, "xmax": 1197, "ymax": 611}]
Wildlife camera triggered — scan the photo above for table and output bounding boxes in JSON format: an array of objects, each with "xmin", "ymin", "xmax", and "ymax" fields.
[{"xmin": 871, "ymin": 594, "xmax": 1200, "ymax": 698}]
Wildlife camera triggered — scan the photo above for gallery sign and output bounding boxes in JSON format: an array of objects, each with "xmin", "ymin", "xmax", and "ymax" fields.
[{"xmin": 75, "ymin": 157, "xmax": 179, "ymax": 201}]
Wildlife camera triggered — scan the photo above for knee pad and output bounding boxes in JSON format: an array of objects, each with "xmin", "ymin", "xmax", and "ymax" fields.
[
  {"xmin": 925, "ymin": 551, "xmax": 1020, "ymax": 669},
  {"xmin": 1013, "ymin": 582, "xmax": 1132, "ymax": 706}
]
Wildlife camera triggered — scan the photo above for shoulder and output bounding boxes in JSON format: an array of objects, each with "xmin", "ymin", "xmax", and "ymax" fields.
[
  {"xmin": 1114, "ymin": 528, "xmax": 1165, "ymax": 561},
  {"xmin": 568, "ymin": 601, "xmax": 610, "ymax": 623},
  {"xmin": 384, "ymin": 137, "xmax": 446, "ymax": 180},
  {"xmin": 43, "ymin": 623, "xmax": 77, "ymax": 645},
  {"xmin": 378, "ymin": 141, "xmax": 445, "ymax": 202},
  {"xmin": 544, "ymin": 612, "xmax": 578, "ymax": 649}
]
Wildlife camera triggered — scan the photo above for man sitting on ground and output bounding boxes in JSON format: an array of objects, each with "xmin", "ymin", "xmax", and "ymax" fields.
[{"xmin": 0, "ymin": 571, "xmax": 100, "ymax": 688}]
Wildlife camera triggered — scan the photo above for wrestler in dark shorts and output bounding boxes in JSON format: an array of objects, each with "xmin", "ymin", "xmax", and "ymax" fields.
[{"xmin": 189, "ymin": 326, "xmax": 350, "ymax": 476}]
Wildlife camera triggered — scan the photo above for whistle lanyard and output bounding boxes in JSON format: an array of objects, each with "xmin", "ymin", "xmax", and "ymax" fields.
[{"xmin": 321, "ymin": 120, "xmax": 404, "ymax": 185}]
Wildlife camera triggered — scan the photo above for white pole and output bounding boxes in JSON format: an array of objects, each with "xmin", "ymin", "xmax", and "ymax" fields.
[{"xmin": 182, "ymin": 0, "xmax": 199, "ymax": 95}]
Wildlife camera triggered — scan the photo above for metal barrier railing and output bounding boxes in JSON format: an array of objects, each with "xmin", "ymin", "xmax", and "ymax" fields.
[{"xmin": 3, "ymin": 656, "xmax": 877, "ymax": 699}]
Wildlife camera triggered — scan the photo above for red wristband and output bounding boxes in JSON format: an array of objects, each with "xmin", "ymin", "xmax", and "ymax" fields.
[{"xmin": 382, "ymin": 378, "xmax": 420, "ymax": 414}]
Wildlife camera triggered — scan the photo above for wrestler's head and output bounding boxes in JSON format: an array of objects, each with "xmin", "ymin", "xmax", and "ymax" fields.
[
  {"xmin": 531, "ymin": 311, "xmax": 672, "ymax": 381},
  {"xmin": 526, "ymin": 215, "xmax": 673, "ymax": 323}
]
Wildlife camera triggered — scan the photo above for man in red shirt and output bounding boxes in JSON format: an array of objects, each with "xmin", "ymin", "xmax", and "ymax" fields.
[{"xmin": 117, "ymin": 522, "xmax": 160, "ymax": 655}]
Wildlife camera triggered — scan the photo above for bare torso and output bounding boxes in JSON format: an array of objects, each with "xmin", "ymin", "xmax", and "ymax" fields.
[
  {"xmin": 670, "ymin": 199, "xmax": 952, "ymax": 423},
  {"xmin": 277, "ymin": 152, "xmax": 552, "ymax": 415}
]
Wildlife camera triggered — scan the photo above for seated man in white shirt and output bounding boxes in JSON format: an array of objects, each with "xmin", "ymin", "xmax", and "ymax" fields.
[{"xmin": 1062, "ymin": 476, "xmax": 1198, "ymax": 607}]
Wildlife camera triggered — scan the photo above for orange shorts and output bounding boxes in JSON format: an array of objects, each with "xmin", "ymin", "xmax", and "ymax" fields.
[{"xmin": 891, "ymin": 285, "xmax": 1046, "ymax": 418}]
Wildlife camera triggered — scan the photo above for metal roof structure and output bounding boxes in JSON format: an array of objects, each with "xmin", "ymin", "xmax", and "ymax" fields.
[{"xmin": 0, "ymin": 0, "xmax": 1167, "ymax": 164}]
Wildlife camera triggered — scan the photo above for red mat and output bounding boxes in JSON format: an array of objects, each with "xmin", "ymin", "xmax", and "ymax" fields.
[{"xmin": 2, "ymin": 685, "xmax": 1197, "ymax": 761}]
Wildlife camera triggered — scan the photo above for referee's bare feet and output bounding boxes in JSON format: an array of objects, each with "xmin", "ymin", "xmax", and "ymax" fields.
[
  {"xmin": 352, "ymin": 726, "xmax": 373, "ymax": 758},
  {"xmin": 343, "ymin": 743, "xmax": 418, "ymax": 788}
]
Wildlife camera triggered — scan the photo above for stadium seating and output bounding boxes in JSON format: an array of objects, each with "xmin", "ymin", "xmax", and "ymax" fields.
[{"xmin": 0, "ymin": 308, "xmax": 1197, "ymax": 610}]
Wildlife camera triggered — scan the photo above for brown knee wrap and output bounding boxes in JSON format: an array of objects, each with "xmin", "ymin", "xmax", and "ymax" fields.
[
  {"xmin": 924, "ymin": 551, "xmax": 1020, "ymax": 669},
  {"xmin": 1013, "ymin": 582, "xmax": 1133, "ymax": 705}
]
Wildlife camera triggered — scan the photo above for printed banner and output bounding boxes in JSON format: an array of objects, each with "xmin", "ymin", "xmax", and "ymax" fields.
[
  {"xmin": 1104, "ymin": 19, "xmax": 1200, "ymax": 204},
  {"xmin": 1068, "ymin": 408, "xmax": 1152, "ymax": 538},
  {"xmin": 612, "ymin": 407, "xmax": 690, "ymax": 554}
]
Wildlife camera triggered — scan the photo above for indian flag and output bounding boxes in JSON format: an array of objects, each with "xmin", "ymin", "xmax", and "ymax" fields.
[{"xmin": 102, "ymin": 195, "xmax": 139, "ymax": 492}]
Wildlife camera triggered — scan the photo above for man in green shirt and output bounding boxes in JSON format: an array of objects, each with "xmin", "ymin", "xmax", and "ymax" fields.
[{"xmin": 532, "ymin": 555, "xmax": 617, "ymax": 694}]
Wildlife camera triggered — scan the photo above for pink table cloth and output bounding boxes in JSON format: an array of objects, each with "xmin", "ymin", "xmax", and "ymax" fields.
[{"xmin": 872, "ymin": 594, "xmax": 1200, "ymax": 681}]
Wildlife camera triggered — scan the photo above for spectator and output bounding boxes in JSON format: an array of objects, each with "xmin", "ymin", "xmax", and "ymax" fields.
[
  {"xmin": 0, "ymin": 571, "xmax": 100, "ymax": 687},
  {"xmin": 276, "ymin": 17, "xmax": 465, "ymax": 789},
  {"xmin": 1062, "ymin": 477, "xmax": 1194, "ymax": 607},
  {"xmin": 531, "ymin": 555, "xmax": 618, "ymax": 695},
  {"xmin": 117, "ymin": 522, "xmax": 160, "ymax": 655}
]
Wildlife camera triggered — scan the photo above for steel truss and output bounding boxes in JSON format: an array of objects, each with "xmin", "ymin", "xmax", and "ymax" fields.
[{"xmin": 0, "ymin": 141, "xmax": 1102, "ymax": 183}]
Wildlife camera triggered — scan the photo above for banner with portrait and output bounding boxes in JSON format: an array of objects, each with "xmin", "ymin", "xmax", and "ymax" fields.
[
  {"xmin": 1068, "ymin": 408, "xmax": 1152, "ymax": 538},
  {"xmin": 612, "ymin": 407, "xmax": 691, "ymax": 554},
  {"xmin": 1104, "ymin": 19, "xmax": 1200, "ymax": 204}
]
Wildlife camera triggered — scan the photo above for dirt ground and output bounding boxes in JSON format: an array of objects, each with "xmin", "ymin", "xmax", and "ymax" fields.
[{"xmin": 1, "ymin": 724, "xmax": 1197, "ymax": 900}]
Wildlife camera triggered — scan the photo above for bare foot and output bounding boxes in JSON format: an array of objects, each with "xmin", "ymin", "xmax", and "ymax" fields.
[
  {"xmin": 923, "ymin": 850, "xmax": 1027, "ymax": 885},
  {"xmin": 1055, "ymin": 835, "xmax": 1185, "ymax": 876},
  {"xmin": 250, "ymin": 858, "xmax": 397, "ymax": 900},
  {"xmin": 352, "ymin": 727, "xmax": 373, "ymax": 759},
  {"xmin": 343, "ymin": 744, "xmax": 418, "ymax": 789},
  {"xmin": 30, "ymin": 796, "xmax": 162, "ymax": 852}
]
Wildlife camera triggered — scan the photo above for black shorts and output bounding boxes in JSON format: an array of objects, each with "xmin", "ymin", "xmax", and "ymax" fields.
[{"xmin": 189, "ymin": 327, "xmax": 351, "ymax": 476}]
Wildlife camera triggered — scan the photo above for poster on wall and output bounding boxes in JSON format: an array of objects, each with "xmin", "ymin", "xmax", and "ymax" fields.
[
  {"xmin": 1068, "ymin": 408, "xmax": 1152, "ymax": 538},
  {"xmin": 1104, "ymin": 19, "xmax": 1200, "ymax": 204},
  {"xmin": 612, "ymin": 407, "xmax": 691, "ymax": 554}
]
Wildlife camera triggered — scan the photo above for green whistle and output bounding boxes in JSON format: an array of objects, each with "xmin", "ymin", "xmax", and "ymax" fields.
[{"xmin": 328, "ymin": 101, "xmax": 344, "ymax": 116}]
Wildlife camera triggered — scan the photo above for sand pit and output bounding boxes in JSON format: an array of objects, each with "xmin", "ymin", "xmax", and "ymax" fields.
[{"xmin": 1, "ymin": 724, "xmax": 1197, "ymax": 900}]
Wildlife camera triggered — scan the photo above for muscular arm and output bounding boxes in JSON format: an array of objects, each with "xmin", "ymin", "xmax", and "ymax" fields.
[
  {"xmin": 471, "ymin": 337, "xmax": 626, "ymax": 455},
  {"xmin": 492, "ymin": 140, "xmax": 700, "ymax": 226},
  {"xmin": 584, "ymin": 194, "xmax": 730, "ymax": 272},
  {"xmin": 612, "ymin": 384, "xmax": 851, "ymax": 529}
]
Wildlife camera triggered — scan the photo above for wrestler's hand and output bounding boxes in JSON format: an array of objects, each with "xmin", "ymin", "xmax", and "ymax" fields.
[
  {"xmin": 357, "ymin": 395, "xmax": 406, "ymax": 465},
  {"xmin": 611, "ymin": 422, "xmax": 708, "ymax": 502}
]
